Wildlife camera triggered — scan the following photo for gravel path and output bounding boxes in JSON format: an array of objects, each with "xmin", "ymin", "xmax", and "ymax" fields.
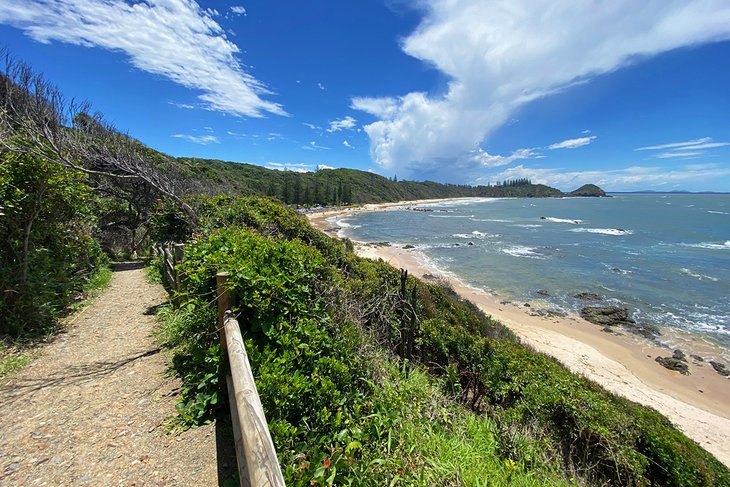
[{"xmin": 0, "ymin": 262, "xmax": 231, "ymax": 486}]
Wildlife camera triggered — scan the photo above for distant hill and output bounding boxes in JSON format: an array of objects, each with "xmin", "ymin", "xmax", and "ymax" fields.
[
  {"xmin": 173, "ymin": 157, "xmax": 583, "ymax": 206},
  {"xmin": 569, "ymin": 184, "xmax": 608, "ymax": 197}
]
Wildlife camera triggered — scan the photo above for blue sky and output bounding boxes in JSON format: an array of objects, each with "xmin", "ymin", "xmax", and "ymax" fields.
[{"xmin": 1, "ymin": 1, "xmax": 730, "ymax": 191}]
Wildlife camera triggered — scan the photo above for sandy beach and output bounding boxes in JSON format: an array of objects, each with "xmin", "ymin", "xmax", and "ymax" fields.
[{"xmin": 308, "ymin": 199, "xmax": 730, "ymax": 467}]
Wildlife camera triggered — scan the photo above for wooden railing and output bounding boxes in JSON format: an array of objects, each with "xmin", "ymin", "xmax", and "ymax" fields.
[
  {"xmin": 153, "ymin": 243, "xmax": 285, "ymax": 486},
  {"xmin": 153, "ymin": 242, "xmax": 185, "ymax": 292},
  {"xmin": 217, "ymin": 273, "xmax": 285, "ymax": 487}
]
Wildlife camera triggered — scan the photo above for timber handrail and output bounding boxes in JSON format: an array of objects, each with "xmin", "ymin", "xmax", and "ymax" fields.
[
  {"xmin": 217, "ymin": 272, "xmax": 286, "ymax": 487},
  {"xmin": 153, "ymin": 242, "xmax": 185, "ymax": 292}
]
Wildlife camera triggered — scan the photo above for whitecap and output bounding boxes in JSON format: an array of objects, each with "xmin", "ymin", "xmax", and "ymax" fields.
[
  {"xmin": 429, "ymin": 214, "xmax": 475, "ymax": 218},
  {"xmin": 570, "ymin": 228, "xmax": 633, "ymax": 236},
  {"xmin": 680, "ymin": 241, "xmax": 730, "ymax": 250},
  {"xmin": 680, "ymin": 268, "xmax": 719, "ymax": 282},
  {"xmin": 542, "ymin": 217, "xmax": 583, "ymax": 224},
  {"xmin": 708, "ymin": 210, "xmax": 729, "ymax": 215},
  {"xmin": 501, "ymin": 246, "xmax": 545, "ymax": 259},
  {"xmin": 513, "ymin": 224, "xmax": 543, "ymax": 228}
]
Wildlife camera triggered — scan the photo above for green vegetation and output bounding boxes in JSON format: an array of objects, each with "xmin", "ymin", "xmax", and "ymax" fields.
[
  {"xmin": 0, "ymin": 145, "xmax": 109, "ymax": 338},
  {"xmin": 570, "ymin": 184, "xmax": 608, "ymax": 197},
  {"xmin": 174, "ymin": 157, "xmax": 564, "ymax": 205},
  {"xmin": 154, "ymin": 196, "xmax": 729, "ymax": 486}
]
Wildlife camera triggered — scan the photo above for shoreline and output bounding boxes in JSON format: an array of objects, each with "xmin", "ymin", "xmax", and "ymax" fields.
[{"xmin": 308, "ymin": 198, "xmax": 730, "ymax": 467}]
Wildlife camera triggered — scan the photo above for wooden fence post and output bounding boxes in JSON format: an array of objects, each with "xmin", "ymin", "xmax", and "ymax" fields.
[
  {"xmin": 173, "ymin": 243, "xmax": 185, "ymax": 291},
  {"xmin": 216, "ymin": 272, "xmax": 232, "ymax": 355}
]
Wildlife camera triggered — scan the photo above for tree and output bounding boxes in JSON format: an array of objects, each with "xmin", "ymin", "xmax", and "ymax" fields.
[{"xmin": 0, "ymin": 52, "xmax": 197, "ymax": 223}]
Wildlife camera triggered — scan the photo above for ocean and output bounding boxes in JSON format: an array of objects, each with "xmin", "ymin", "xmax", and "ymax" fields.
[{"xmin": 333, "ymin": 194, "xmax": 730, "ymax": 358}]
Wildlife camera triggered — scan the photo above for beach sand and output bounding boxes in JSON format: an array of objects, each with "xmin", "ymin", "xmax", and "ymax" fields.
[{"xmin": 308, "ymin": 199, "xmax": 730, "ymax": 467}]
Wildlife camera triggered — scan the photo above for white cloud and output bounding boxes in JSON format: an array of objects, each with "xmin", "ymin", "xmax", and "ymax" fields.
[
  {"xmin": 172, "ymin": 133, "xmax": 220, "ymax": 145},
  {"xmin": 352, "ymin": 0, "xmax": 730, "ymax": 180},
  {"xmin": 168, "ymin": 101, "xmax": 197, "ymax": 110},
  {"xmin": 318, "ymin": 82, "xmax": 325, "ymax": 90},
  {"xmin": 635, "ymin": 137, "xmax": 712, "ymax": 151},
  {"xmin": 0, "ymin": 0, "xmax": 285, "ymax": 117},
  {"xmin": 317, "ymin": 164, "xmax": 335, "ymax": 171},
  {"xmin": 343, "ymin": 140, "xmax": 353, "ymax": 148},
  {"xmin": 471, "ymin": 147, "xmax": 538, "ymax": 167},
  {"xmin": 482, "ymin": 163, "xmax": 730, "ymax": 191},
  {"xmin": 548, "ymin": 136, "xmax": 597, "ymax": 150},
  {"xmin": 351, "ymin": 97, "xmax": 399, "ymax": 118},
  {"xmin": 230, "ymin": 6, "xmax": 246, "ymax": 16},
  {"xmin": 303, "ymin": 141, "xmax": 331, "ymax": 151},
  {"xmin": 327, "ymin": 116, "xmax": 357, "ymax": 133},
  {"xmin": 635, "ymin": 136, "xmax": 729, "ymax": 160},
  {"xmin": 302, "ymin": 122, "xmax": 321, "ymax": 130},
  {"xmin": 264, "ymin": 162, "xmax": 314, "ymax": 173},
  {"xmin": 656, "ymin": 151, "xmax": 702, "ymax": 159}
]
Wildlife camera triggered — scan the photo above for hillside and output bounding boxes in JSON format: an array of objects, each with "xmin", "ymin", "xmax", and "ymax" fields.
[{"xmin": 175, "ymin": 157, "xmax": 565, "ymax": 205}]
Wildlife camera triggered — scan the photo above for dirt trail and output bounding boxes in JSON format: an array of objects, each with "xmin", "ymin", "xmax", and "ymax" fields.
[{"xmin": 0, "ymin": 262, "xmax": 231, "ymax": 486}]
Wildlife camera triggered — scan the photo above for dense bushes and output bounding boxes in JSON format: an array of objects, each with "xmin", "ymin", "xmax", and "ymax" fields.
[
  {"xmin": 155, "ymin": 196, "xmax": 730, "ymax": 486},
  {"xmin": 0, "ymin": 148, "xmax": 108, "ymax": 337}
]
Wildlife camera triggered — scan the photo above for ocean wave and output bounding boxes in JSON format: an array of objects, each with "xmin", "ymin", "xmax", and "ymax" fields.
[
  {"xmin": 451, "ymin": 230, "xmax": 495, "ymax": 239},
  {"xmin": 680, "ymin": 268, "xmax": 720, "ymax": 282},
  {"xmin": 541, "ymin": 217, "xmax": 583, "ymax": 224},
  {"xmin": 707, "ymin": 210, "xmax": 729, "ymax": 215},
  {"xmin": 570, "ymin": 228, "xmax": 633, "ymax": 236},
  {"xmin": 416, "ymin": 198, "xmax": 499, "ymax": 208},
  {"xmin": 680, "ymin": 241, "xmax": 730, "ymax": 250},
  {"xmin": 501, "ymin": 246, "xmax": 545, "ymax": 259},
  {"xmin": 471, "ymin": 218, "xmax": 513, "ymax": 223},
  {"xmin": 429, "ymin": 214, "xmax": 475, "ymax": 218},
  {"xmin": 513, "ymin": 224, "xmax": 543, "ymax": 228}
]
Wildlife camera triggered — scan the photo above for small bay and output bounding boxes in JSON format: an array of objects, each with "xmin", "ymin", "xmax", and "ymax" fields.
[{"xmin": 337, "ymin": 194, "xmax": 730, "ymax": 358}]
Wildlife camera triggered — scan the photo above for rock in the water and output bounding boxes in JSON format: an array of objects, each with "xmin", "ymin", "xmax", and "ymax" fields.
[
  {"xmin": 709, "ymin": 361, "xmax": 730, "ymax": 376},
  {"xmin": 690, "ymin": 354, "xmax": 704, "ymax": 362},
  {"xmin": 655, "ymin": 356, "xmax": 690, "ymax": 375},
  {"xmin": 672, "ymin": 349, "xmax": 687, "ymax": 362},
  {"xmin": 403, "ymin": 244, "xmax": 415, "ymax": 249},
  {"xmin": 625, "ymin": 323, "xmax": 661, "ymax": 339},
  {"xmin": 536, "ymin": 289, "xmax": 550, "ymax": 297},
  {"xmin": 574, "ymin": 292, "xmax": 602, "ymax": 301},
  {"xmin": 467, "ymin": 242, "xmax": 474, "ymax": 246},
  {"xmin": 580, "ymin": 306, "xmax": 635, "ymax": 327}
]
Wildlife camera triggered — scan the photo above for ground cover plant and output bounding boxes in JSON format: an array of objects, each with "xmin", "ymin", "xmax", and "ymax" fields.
[{"xmin": 154, "ymin": 196, "xmax": 730, "ymax": 486}]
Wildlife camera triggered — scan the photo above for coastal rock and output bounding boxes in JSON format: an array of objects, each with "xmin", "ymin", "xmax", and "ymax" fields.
[
  {"xmin": 690, "ymin": 354, "xmax": 704, "ymax": 362},
  {"xmin": 403, "ymin": 244, "xmax": 415, "ymax": 249},
  {"xmin": 625, "ymin": 322, "xmax": 661, "ymax": 339},
  {"xmin": 709, "ymin": 361, "xmax": 730, "ymax": 377},
  {"xmin": 580, "ymin": 306, "xmax": 635, "ymax": 328},
  {"xmin": 655, "ymin": 356, "xmax": 690, "ymax": 375},
  {"xmin": 672, "ymin": 349, "xmax": 687, "ymax": 362},
  {"xmin": 467, "ymin": 242, "xmax": 474, "ymax": 246},
  {"xmin": 574, "ymin": 292, "xmax": 602, "ymax": 301},
  {"xmin": 536, "ymin": 289, "xmax": 550, "ymax": 297}
]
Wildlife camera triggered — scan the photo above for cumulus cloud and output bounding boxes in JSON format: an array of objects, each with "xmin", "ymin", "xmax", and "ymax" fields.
[
  {"xmin": 0, "ymin": 0, "xmax": 285, "ymax": 117},
  {"xmin": 482, "ymin": 163, "xmax": 730, "ymax": 191},
  {"xmin": 548, "ymin": 136, "xmax": 597, "ymax": 150},
  {"xmin": 317, "ymin": 164, "xmax": 335, "ymax": 170},
  {"xmin": 172, "ymin": 133, "xmax": 220, "ymax": 145},
  {"xmin": 327, "ymin": 116, "xmax": 357, "ymax": 133},
  {"xmin": 264, "ymin": 162, "xmax": 314, "ymax": 173},
  {"xmin": 353, "ymin": 0, "xmax": 730, "ymax": 181},
  {"xmin": 343, "ymin": 140, "xmax": 353, "ymax": 148},
  {"xmin": 230, "ymin": 5, "xmax": 246, "ymax": 16}
]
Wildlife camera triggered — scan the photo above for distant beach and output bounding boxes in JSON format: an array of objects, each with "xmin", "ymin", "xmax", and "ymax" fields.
[{"xmin": 308, "ymin": 198, "xmax": 730, "ymax": 467}]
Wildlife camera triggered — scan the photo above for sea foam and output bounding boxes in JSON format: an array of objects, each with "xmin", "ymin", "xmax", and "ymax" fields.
[{"xmin": 570, "ymin": 228, "xmax": 633, "ymax": 236}]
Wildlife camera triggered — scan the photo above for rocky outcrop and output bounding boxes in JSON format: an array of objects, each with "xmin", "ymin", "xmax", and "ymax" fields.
[
  {"xmin": 574, "ymin": 292, "xmax": 602, "ymax": 301},
  {"xmin": 709, "ymin": 361, "xmax": 730, "ymax": 377},
  {"xmin": 580, "ymin": 306, "xmax": 635, "ymax": 327},
  {"xmin": 656, "ymin": 356, "xmax": 690, "ymax": 375}
]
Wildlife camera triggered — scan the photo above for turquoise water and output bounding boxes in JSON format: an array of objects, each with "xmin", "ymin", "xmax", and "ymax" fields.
[{"xmin": 336, "ymin": 194, "xmax": 730, "ymax": 354}]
